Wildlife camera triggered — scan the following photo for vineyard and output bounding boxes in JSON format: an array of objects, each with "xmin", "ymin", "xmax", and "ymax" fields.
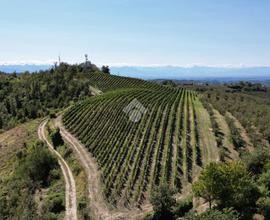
[
  {"xmin": 87, "ymin": 71, "xmax": 167, "ymax": 92},
  {"xmin": 63, "ymin": 74, "xmax": 218, "ymax": 207}
]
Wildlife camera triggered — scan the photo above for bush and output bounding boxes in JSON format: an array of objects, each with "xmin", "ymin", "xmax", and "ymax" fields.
[
  {"xmin": 50, "ymin": 128, "xmax": 64, "ymax": 148},
  {"xmin": 150, "ymin": 183, "xmax": 176, "ymax": 220},
  {"xmin": 49, "ymin": 111, "xmax": 57, "ymax": 119},
  {"xmin": 173, "ymin": 197, "xmax": 193, "ymax": 217},
  {"xmin": 17, "ymin": 143, "xmax": 58, "ymax": 186},
  {"xmin": 0, "ymin": 142, "xmax": 60, "ymax": 219},
  {"xmin": 46, "ymin": 193, "xmax": 65, "ymax": 214},
  {"xmin": 184, "ymin": 208, "xmax": 240, "ymax": 220},
  {"xmin": 256, "ymin": 197, "xmax": 270, "ymax": 219},
  {"xmin": 242, "ymin": 147, "xmax": 270, "ymax": 174}
]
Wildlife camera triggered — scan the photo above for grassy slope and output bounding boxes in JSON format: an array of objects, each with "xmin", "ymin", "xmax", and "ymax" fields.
[
  {"xmin": 0, "ymin": 119, "xmax": 41, "ymax": 176},
  {"xmin": 193, "ymin": 99, "xmax": 219, "ymax": 164}
]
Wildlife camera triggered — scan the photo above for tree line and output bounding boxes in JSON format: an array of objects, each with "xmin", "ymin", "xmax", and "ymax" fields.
[{"xmin": 0, "ymin": 62, "xmax": 109, "ymax": 132}]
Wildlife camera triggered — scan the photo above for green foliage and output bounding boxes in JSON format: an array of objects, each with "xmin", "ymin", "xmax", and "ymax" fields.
[
  {"xmin": 45, "ymin": 192, "xmax": 65, "ymax": 214},
  {"xmin": 0, "ymin": 142, "xmax": 60, "ymax": 219},
  {"xmin": 16, "ymin": 142, "xmax": 58, "ymax": 186},
  {"xmin": 256, "ymin": 197, "xmax": 270, "ymax": 219},
  {"xmin": 161, "ymin": 80, "xmax": 177, "ymax": 87},
  {"xmin": 150, "ymin": 183, "xmax": 176, "ymax": 220},
  {"xmin": 50, "ymin": 128, "xmax": 64, "ymax": 148},
  {"xmin": 241, "ymin": 147, "xmax": 270, "ymax": 219},
  {"xmin": 101, "ymin": 65, "xmax": 110, "ymax": 74},
  {"xmin": 228, "ymin": 81, "xmax": 266, "ymax": 92},
  {"xmin": 193, "ymin": 162, "xmax": 259, "ymax": 216},
  {"xmin": 173, "ymin": 197, "xmax": 193, "ymax": 217},
  {"xmin": 0, "ymin": 63, "xmax": 98, "ymax": 131},
  {"xmin": 242, "ymin": 147, "xmax": 270, "ymax": 174},
  {"xmin": 49, "ymin": 111, "xmax": 57, "ymax": 119},
  {"xmin": 184, "ymin": 208, "xmax": 240, "ymax": 220}
]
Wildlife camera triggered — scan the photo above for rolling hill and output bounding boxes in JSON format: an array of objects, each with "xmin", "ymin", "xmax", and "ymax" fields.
[
  {"xmin": 1, "ymin": 65, "xmax": 270, "ymax": 219},
  {"xmin": 62, "ymin": 72, "xmax": 218, "ymax": 207}
]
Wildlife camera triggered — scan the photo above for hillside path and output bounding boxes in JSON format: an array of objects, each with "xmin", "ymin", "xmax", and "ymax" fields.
[
  {"xmin": 38, "ymin": 120, "xmax": 78, "ymax": 220},
  {"xmin": 55, "ymin": 116, "xmax": 152, "ymax": 220}
]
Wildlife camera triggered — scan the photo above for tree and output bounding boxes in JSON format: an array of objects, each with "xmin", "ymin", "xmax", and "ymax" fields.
[
  {"xmin": 101, "ymin": 65, "xmax": 110, "ymax": 74},
  {"xmin": 184, "ymin": 208, "xmax": 240, "ymax": 220},
  {"xmin": 150, "ymin": 183, "xmax": 176, "ymax": 220},
  {"xmin": 17, "ymin": 142, "xmax": 58, "ymax": 186},
  {"xmin": 192, "ymin": 163, "xmax": 219, "ymax": 209},
  {"xmin": 50, "ymin": 128, "xmax": 64, "ymax": 148},
  {"xmin": 192, "ymin": 162, "xmax": 259, "ymax": 216},
  {"xmin": 242, "ymin": 147, "xmax": 270, "ymax": 175}
]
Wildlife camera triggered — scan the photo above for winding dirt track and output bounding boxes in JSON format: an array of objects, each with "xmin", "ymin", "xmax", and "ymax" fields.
[
  {"xmin": 56, "ymin": 116, "xmax": 152, "ymax": 220},
  {"xmin": 38, "ymin": 120, "xmax": 78, "ymax": 220}
]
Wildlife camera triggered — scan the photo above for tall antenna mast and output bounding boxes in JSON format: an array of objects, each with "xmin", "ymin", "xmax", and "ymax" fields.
[
  {"xmin": 58, "ymin": 55, "xmax": 61, "ymax": 65},
  {"xmin": 84, "ymin": 54, "xmax": 91, "ymax": 73}
]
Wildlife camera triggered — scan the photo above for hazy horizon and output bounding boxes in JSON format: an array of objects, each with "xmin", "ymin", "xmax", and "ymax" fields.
[{"xmin": 2, "ymin": 63, "xmax": 270, "ymax": 81}]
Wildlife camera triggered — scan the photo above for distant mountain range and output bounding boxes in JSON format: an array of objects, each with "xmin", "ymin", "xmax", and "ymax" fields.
[
  {"xmin": 1, "ymin": 64, "xmax": 270, "ymax": 83},
  {"xmin": 111, "ymin": 66, "xmax": 270, "ymax": 81},
  {"xmin": 0, "ymin": 64, "xmax": 52, "ymax": 73}
]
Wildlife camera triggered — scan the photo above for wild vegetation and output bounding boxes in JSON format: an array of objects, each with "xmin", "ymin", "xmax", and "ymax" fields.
[
  {"xmin": 0, "ymin": 63, "xmax": 99, "ymax": 131},
  {"xmin": 0, "ymin": 120, "xmax": 66, "ymax": 220},
  {"xmin": 0, "ymin": 141, "xmax": 64, "ymax": 219}
]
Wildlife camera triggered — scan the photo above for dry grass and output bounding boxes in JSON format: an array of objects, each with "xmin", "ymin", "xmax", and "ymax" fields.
[
  {"xmin": 0, "ymin": 119, "xmax": 41, "ymax": 176},
  {"xmin": 194, "ymin": 100, "xmax": 219, "ymax": 164}
]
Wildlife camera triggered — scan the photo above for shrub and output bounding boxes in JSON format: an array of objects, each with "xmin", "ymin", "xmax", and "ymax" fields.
[
  {"xmin": 46, "ymin": 193, "xmax": 65, "ymax": 214},
  {"xmin": 184, "ymin": 208, "xmax": 240, "ymax": 220},
  {"xmin": 150, "ymin": 183, "xmax": 176, "ymax": 220},
  {"xmin": 173, "ymin": 197, "xmax": 193, "ymax": 217},
  {"xmin": 242, "ymin": 147, "xmax": 270, "ymax": 175},
  {"xmin": 50, "ymin": 128, "xmax": 64, "ymax": 148},
  {"xmin": 256, "ymin": 197, "xmax": 270, "ymax": 219},
  {"xmin": 17, "ymin": 143, "xmax": 58, "ymax": 186}
]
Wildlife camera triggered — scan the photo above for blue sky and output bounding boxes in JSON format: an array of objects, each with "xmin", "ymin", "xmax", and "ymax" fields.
[{"xmin": 1, "ymin": 0, "xmax": 270, "ymax": 66}]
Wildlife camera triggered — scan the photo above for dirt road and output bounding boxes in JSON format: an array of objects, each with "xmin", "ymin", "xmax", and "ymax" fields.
[
  {"xmin": 38, "ymin": 120, "xmax": 78, "ymax": 220},
  {"xmin": 56, "ymin": 116, "xmax": 152, "ymax": 220}
]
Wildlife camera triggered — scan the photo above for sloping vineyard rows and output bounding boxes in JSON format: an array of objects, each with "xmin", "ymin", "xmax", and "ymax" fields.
[
  {"xmin": 87, "ymin": 72, "xmax": 171, "ymax": 92},
  {"xmin": 63, "ymin": 87, "xmax": 203, "ymax": 206}
]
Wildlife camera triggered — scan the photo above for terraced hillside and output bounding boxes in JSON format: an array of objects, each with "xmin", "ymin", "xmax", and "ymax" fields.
[{"xmin": 63, "ymin": 73, "xmax": 214, "ymax": 207}]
